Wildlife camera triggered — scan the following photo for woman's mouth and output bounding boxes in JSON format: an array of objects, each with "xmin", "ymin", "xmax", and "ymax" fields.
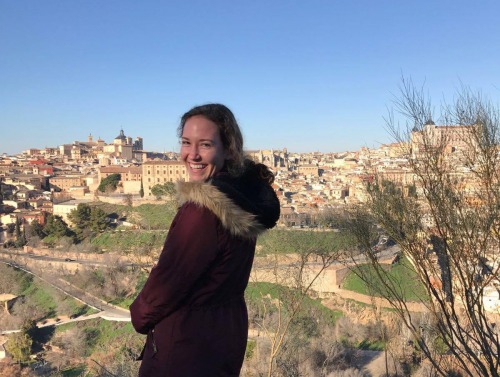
[{"xmin": 190, "ymin": 163, "xmax": 206, "ymax": 170}]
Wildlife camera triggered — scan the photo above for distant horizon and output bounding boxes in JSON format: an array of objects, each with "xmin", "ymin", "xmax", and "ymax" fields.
[
  {"xmin": 2, "ymin": 127, "xmax": 384, "ymax": 157},
  {"xmin": 0, "ymin": 123, "xmax": 392, "ymax": 156},
  {"xmin": 1, "ymin": 137, "xmax": 371, "ymax": 157}
]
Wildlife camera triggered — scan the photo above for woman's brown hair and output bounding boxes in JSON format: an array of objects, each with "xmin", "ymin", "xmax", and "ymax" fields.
[{"xmin": 178, "ymin": 104, "xmax": 245, "ymax": 176}]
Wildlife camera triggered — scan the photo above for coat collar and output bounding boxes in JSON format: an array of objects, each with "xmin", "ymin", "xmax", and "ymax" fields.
[{"xmin": 176, "ymin": 181, "xmax": 267, "ymax": 239}]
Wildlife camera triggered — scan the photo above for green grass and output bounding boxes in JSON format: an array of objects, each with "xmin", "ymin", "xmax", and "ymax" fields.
[
  {"xmin": 62, "ymin": 297, "xmax": 99, "ymax": 317},
  {"xmin": 256, "ymin": 228, "xmax": 356, "ymax": 256},
  {"xmin": 52, "ymin": 319, "xmax": 144, "ymax": 375},
  {"xmin": 61, "ymin": 365, "xmax": 86, "ymax": 377},
  {"xmin": 97, "ymin": 201, "xmax": 177, "ymax": 230},
  {"xmin": 245, "ymin": 282, "xmax": 282, "ymax": 301},
  {"xmin": 91, "ymin": 230, "xmax": 166, "ymax": 253},
  {"xmin": 245, "ymin": 340, "xmax": 256, "ymax": 360},
  {"xmin": 84, "ymin": 201, "xmax": 176, "ymax": 252},
  {"xmin": 54, "ymin": 318, "xmax": 139, "ymax": 356},
  {"xmin": 22, "ymin": 281, "xmax": 58, "ymax": 319},
  {"xmin": 131, "ymin": 203, "xmax": 177, "ymax": 229},
  {"xmin": 110, "ymin": 296, "xmax": 135, "ymax": 309},
  {"xmin": 357, "ymin": 339, "xmax": 385, "ymax": 351},
  {"xmin": 12, "ymin": 268, "xmax": 96, "ymax": 320},
  {"xmin": 343, "ymin": 257, "xmax": 429, "ymax": 302},
  {"xmin": 245, "ymin": 282, "xmax": 343, "ymax": 325},
  {"xmin": 86, "ymin": 320, "xmax": 138, "ymax": 356}
]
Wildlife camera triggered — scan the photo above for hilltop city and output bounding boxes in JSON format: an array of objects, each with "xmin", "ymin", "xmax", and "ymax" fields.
[
  {"xmin": 0, "ymin": 121, "xmax": 499, "ymax": 375},
  {"xmin": 0, "ymin": 122, "xmax": 490, "ymax": 229}
]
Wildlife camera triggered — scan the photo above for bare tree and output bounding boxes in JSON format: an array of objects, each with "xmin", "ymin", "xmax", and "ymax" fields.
[
  {"xmin": 347, "ymin": 79, "xmax": 500, "ymax": 377},
  {"xmin": 0, "ymin": 363, "xmax": 35, "ymax": 377},
  {"xmin": 248, "ymin": 229, "xmax": 353, "ymax": 376}
]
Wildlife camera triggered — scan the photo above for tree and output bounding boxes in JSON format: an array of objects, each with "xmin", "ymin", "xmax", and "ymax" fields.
[
  {"xmin": 98, "ymin": 173, "xmax": 121, "ymax": 193},
  {"xmin": 68, "ymin": 203, "xmax": 91, "ymax": 230},
  {"xmin": 139, "ymin": 180, "xmax": 144, "ymax": 198},
  {"xmin": 0, "ymin": 363, "xmax": 33, "ymax": 377},
  {"xmin": 13, "ymin": 218, "xmax": 26, "ymax": 248},
  {"xmin": 89, "ymin": 206, "xmax": 108, "ymax": 233},
  {"xmin": 150, "ymin": 182, "xmax": 176, "ymax": 200},
  {"xmin": 249, "ymin": 229, "xmax": 354, "ymax": 376},
  {"xmin": 43, "ymin": 215, "xmax": 73, "ymax": 247},
  {"xmin": 68, "ymin": 204, "xmax": 108, "ymax": 240},
  {"xmin": 15, "ymin": 217, "xmax": 22, "ymax": 239},
  {"xmin": 6, "ymin": 223, "xmax": 15, "ymax": 234},
  {"xmin": 316, "ymin": 207, "xmax": 348, "ymax": 229},
  {"xmin": 347, "ymin": 80, "xmax": 500, "ymax": 377},
  {"xmin": 5, "ymin": 331, "xmax": 32, "ymax": 363},
  {"xmin": 43, "ymin": 215, "xmax": 71, "ymax": 238},
  {"xmin": 27, "ymin": 219, "xmax": 45, "ymax": 239}
]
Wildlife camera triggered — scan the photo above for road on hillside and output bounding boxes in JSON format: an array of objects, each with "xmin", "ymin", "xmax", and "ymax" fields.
[
  {"xmin": 0, "ymin": 258, "xmax": 130, "ymax": 322},
  {"xmin": 0, "ymin": 249, "xmax": 146, "ymax": 269}
]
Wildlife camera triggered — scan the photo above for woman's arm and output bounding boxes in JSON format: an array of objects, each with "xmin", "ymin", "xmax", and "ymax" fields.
[{"xmin": 130, "ymin": 202, "xmax": 219, "ymax": 334}]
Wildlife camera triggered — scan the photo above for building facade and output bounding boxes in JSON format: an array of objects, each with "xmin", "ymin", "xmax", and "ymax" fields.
[{"xmin": 142, "ymin": 161, "xmax": 187, "ymax": 197}]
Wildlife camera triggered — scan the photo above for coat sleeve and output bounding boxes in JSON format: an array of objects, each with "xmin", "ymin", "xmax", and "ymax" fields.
[{"xmin": 129, "ymin": 202, "xmax": 220, "ymax": 334}]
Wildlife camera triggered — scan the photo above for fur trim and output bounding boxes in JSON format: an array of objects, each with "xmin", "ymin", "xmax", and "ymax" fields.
[{"xmin": 176, "ymin": 181, "xmax": 266, "ymax": 238}]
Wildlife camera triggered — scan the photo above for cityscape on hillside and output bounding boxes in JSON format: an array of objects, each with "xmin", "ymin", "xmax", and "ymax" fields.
[
  {"xmin": 0, "ymin": 122, "xmax": 493, "ymax": 229},
  {"xmin": 1, "ymin": 122, "xmax": 499, "ymax": 376}
]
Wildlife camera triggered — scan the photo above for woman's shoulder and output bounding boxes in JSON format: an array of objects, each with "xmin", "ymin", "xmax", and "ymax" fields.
[{"xmin": 176, "ymin": 181, "xmax": 265, "ymax": 238}]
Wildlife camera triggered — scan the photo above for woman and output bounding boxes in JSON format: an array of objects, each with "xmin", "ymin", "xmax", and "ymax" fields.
[{"xmin": 130, "ymin": 104, "xmax": 280, "ymax": 376}]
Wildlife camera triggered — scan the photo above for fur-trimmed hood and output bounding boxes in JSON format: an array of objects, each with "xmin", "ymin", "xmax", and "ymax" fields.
[{"xmin": 176, "ymin": 172, "xmax": 280, "ymax": 239}]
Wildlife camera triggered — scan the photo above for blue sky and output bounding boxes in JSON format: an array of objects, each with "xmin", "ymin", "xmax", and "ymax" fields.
[{"xmin": 1, "ymin": 1, "xmax": 500, "ymax": 155}]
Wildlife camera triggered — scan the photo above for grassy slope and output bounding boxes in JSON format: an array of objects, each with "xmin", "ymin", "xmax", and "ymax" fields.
[
  {"xmin": 246, "ymin": 281, "xmax": 343, "ymax": 325},
  {"xmin": 8, "ymin": 267, "xmax": 95, "ymax": 320},
  {"xmin": 96, "ymin": 201, "xmax": 177, "ymax": 230},
  {"xmin": 342, "ymin": 256, "xmax": 429, "ymax": 302},
  {"xmin": 91, "ymin": 230, "xmax": 166, "ymax": 253},
  {"xmin": 89, "ymin": 202, "xmax": 175, "ymax": 252},
  {"xmin": 256, "ymin": 228, "xmax": 356, "ymax": 256}
]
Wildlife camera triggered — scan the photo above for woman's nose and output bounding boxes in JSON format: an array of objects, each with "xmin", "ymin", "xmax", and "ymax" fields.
[{"xmin": 189, "ymin": 146, "xmax": 201, "ymax": 160}]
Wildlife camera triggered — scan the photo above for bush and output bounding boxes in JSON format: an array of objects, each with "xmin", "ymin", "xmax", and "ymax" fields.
[{"xmin": 98, "ymin": 174, "xmax": 121, "ymax": 193}]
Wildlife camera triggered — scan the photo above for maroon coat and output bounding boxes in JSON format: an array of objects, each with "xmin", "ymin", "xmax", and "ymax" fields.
[{"xmin": 130, "ymin": 171, "xmax": 280, "ymax": 376}]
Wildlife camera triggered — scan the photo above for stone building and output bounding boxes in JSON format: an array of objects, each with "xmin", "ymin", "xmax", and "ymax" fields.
[
  {"xmin": 411, "ymin": 122, "xmax": 479, "ymax": 158},
  {"xmin": 49, "ymin": 175, "xmax": 84, "ymax": 192},
  {"xmin": 142, "ymin": 161, "xmax": 188, "ymax": 197},
  {"xmin": 297, "ymin": 164, "xmax": 319, "ymax": 177},
  {"xmin": 98, "ymin": 165, "xmax": 143, "ymax": 194}
]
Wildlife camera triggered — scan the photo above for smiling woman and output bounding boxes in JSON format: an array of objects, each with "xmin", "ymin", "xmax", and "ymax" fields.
[
  {"xmin": 180, "ymin": 115, "xmax": 227, "ymax": 182},
  {"xmin": 130, "ymin": 104, "xmax": 280, "ymax": 377}
]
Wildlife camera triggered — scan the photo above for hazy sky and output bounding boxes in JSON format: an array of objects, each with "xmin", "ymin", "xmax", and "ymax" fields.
[{"xmin": 1, "ymin": 1, "xmax": 500, "ymax": 155}]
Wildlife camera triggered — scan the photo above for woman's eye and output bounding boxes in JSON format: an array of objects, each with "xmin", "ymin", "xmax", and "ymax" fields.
[
  {"xmin": 181, "ymin": 140, "xmax": 190, "ymax": 146},
  {"xmin": 201, "ymin": 143, "xmax": 212, "ymax": 148}
]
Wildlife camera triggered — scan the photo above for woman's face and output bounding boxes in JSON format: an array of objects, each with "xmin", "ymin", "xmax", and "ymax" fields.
[{"xmin": 181, "ymin": 115, "xmax": 227, "ymax": 182}]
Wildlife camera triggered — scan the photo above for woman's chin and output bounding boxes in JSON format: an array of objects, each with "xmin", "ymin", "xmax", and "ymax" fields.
[{"xmin": 188, "ymin": 173, "xmax": 207, "ymax": 182}]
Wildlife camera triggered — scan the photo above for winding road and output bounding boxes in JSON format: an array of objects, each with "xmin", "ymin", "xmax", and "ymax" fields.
[{"xmin": 0, "ymin": 254, "xmax": 131, "ymax": 334}]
